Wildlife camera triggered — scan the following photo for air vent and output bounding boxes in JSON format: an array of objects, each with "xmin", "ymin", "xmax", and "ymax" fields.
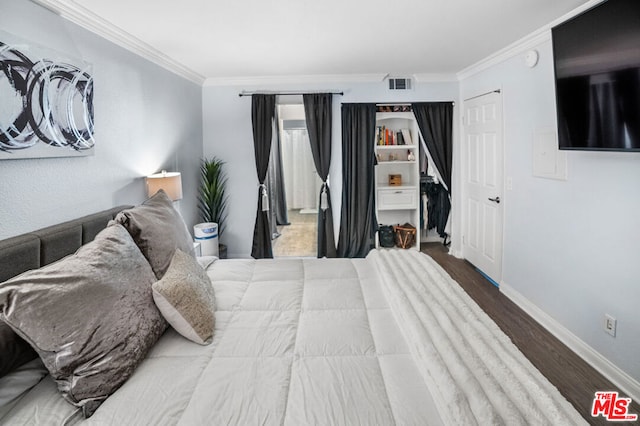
[{"xmin": 388, "ymin": 78, "xmax": 412, "ymax": 91}]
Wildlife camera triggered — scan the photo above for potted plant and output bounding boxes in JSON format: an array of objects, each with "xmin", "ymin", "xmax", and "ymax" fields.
[{"xmin": 197, "ymin": 157, "xmax": 228, "ymax": 258}]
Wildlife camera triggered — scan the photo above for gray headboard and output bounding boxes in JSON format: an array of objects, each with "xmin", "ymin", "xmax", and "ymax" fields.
[{"xmin": 0, "ymin": 205, "xmax": 132, "ymax": 283}]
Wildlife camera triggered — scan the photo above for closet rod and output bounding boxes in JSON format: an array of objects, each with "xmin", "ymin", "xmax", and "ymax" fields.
[
  {"xmin": 463, "ymin": 89, "xmax": 501, "ymax": 102},
  {"xmin": 238, "ymin": 90, "xmax": 344, "ymax": 97}
]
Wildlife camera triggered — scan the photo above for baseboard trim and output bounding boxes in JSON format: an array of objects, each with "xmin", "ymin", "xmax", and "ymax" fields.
[{"xmin": 500, "ymin": 281, "xmax": 640, "ymax": 402}]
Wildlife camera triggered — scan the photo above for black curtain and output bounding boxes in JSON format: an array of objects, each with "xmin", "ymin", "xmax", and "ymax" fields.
[
  {"xmin": 267, "ymin": 107, "xmax": 289, "ymax": 240},
  {"xmin": 413, "ymin": 102, "xmax": 453, "ymax": 244},
  {"xmin": 251, "ymin": 94, "xmax": 276, "ymax": 259},
  {"xmin": 412, "ymin": 102, "xmax": 453, "ymax": 193},
  {"xmin": 337, "ymin": 103, "xmax": 377, "ymax": 258},
  {"xmin": 303, "ymin": 93, "xmax": 336, "ymax": 258}
]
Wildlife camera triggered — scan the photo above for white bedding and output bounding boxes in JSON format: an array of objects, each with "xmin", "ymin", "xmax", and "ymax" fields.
[
  {"xmin": 371, "ymin": 250, "xmax": 587, "ymax": 426},
  {"xmin": 1, "ymin": 251, "xmax": 586, "ymax": 425},
  {"xmin": 2, "ymin": 256, "xmax": 442, "ymax": 425}
]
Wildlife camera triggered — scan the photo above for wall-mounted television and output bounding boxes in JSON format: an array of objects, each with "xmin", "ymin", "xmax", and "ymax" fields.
[{"xmin": 552, "ymin": 0, "xmax": 640, "ymax": 151}]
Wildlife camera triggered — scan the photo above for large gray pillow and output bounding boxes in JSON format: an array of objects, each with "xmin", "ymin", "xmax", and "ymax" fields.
[
  {"xmin": 0, "ymin": 224, "xmax": 166, "ymax": 417},
  {"xmin": 115, "ymin": 189, "xmax": 195, "ymax": 279}
]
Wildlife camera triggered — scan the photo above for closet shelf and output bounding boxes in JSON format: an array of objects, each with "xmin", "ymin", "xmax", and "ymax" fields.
[
  {"xmin": 375, "ymin": 145, "xmax": 417, "ymax": 150},
  {"xmin": 376, "ymin": 160, "xmax": 416, "ymax": 165},
  {"xmin": 374, "ymin": 108, "xmax": 420, "ymax": 251},
  {"xmin": 377, "ymin": 185, "xmax": 418, "ymax": 190}
]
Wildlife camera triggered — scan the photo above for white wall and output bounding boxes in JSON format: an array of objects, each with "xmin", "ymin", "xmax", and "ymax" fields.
[
  {"xmin": 202, "ymin": 80, "xmax": 459, "ymax": 258},
  {"xmin": 0, "ymin": 0, "xmax": 203, "ymax": 239},
  {"xmin": 460, "ymin": 37, "xmax": 640, "ymax": 384}
]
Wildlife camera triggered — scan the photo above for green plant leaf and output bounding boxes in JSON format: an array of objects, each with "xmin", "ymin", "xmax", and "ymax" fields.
[{"xmin": 198, "ymin": 157, "xmax": 228, "ymax": 238}]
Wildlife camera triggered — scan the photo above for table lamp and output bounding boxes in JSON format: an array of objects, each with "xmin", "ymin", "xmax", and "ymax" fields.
[{"xmin": 146, "ymin": 170, "xmax": 183, "ymax": 201}]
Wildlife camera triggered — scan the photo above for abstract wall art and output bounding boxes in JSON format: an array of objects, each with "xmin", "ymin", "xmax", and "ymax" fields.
[{"xmin": 0, "ymin": 32, "xmax": 94, "ymax": 159}]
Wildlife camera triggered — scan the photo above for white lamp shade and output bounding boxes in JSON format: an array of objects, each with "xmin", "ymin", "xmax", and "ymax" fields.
[{"xmin": 146, "ymin": 171, "xmax": 183, "ymax": 201}]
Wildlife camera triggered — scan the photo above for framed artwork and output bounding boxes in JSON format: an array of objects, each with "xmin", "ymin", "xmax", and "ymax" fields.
[{"xmin": 0, "ymin": 31, "xmax": 94, "ymax": 160}]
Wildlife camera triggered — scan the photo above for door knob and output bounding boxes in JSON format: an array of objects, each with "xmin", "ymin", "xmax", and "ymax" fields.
[{"xmin": 488, "ymin": 196, "xmax": 501, "ymax": 204}]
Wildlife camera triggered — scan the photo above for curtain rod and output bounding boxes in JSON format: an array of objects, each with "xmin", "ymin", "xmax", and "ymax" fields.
[
  {"xmin": 463, "ymin": 89, "xmax": 501, "ymax": 102},
  {"xmin": 376, "ymin": 101, "xmax": 455, "ymax": 107},
  {"xmin": 238, "ymin": 90, "xmax": 344, "ymax": 97}
]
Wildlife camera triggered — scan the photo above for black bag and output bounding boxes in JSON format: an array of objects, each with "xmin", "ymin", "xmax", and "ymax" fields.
[{"xmin": 378, "ymin": 225, "xmax": 395, "ymax": 248}]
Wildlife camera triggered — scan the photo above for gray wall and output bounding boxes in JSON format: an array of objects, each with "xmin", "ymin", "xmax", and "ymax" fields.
[
  {"xmin": 460, "ymin": 38, "xmax": 640, "ymax": 383},
  {"xmin": 0, "ymin": 0, "xmax": 203, "ymax": 239},
  {"xmin": 202, "ymin": 81, "xmax": 459, "ymax": 258},
  {"xmin": 7, "ymin": 0, "xmax": 635, "ymax": 395}
]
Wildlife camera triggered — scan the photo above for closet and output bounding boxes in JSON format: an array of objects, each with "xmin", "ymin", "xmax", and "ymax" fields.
[
  {"xmin": 374, "ymin": 107, "xmax": 420, "ymax": 250},
  {"xmin": 373, "ymin": 104, "xmax": 450, "ymax": 249}
]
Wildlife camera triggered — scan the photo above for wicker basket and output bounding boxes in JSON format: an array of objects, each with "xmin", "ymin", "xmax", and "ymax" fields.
[{"xmin": 393, "ymin": 223, "xmax": 416, "ymax": 249}]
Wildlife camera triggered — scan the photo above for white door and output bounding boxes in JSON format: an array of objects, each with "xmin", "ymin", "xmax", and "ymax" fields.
[{"xmin": 463, "ymin": 91, "xmax": 504, "ymax": 284}]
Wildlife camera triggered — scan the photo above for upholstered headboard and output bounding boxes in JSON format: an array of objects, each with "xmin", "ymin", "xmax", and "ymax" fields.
[{"xmin": 0, "ymin": 206, "xmax": 132, "ymax": 283}]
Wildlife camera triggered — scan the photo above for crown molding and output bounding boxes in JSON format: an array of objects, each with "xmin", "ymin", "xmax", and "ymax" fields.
[
  {"xmin": 203, "ymin": 73, "xmax": 387, "ymax": 87},
  {"xmin": 31, "ymin": 0, "xmax": 605, "ymax": 88},
  {"xmin": 456, "ymin": 30, "xmax": 551, "ymax": 81},
  {"xmin": 30, "ymin": 0, "xmax": 206, "ymax": 85},
  {"xmin": 204, "ymin": 72, "xmax": 459, "ymax": 87},
  {"xmin": 413, "ymin": 73, "xmax": 458, "ymax": 83},
  {"xmin": 457, "ymin": 0, "xmax": 605, "ymax": 81}
]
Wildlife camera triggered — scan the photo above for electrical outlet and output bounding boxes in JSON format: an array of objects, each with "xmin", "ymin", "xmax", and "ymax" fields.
[{"xmin": 604, "ymin": 314, "xmax": 617, "ymax": 337}]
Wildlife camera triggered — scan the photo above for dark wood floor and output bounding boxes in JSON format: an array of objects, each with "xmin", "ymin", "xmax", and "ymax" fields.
[{"xmin": 420, "ymin": 242, "xmax": 639, "ymax": 425}]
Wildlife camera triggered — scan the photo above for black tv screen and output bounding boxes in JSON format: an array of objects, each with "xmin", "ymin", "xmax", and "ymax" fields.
[{"xmin": 552, "ymin": 0, "xmax": 640, "ymax": 151}]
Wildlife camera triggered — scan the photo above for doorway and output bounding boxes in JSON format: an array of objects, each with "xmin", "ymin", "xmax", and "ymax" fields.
[
  {"xmin": 462, "ymin": 91, "xmax": 504, "ymax": 284},
  {"xmin": 271, "ymin": 103, "xmax": 321, "ymax": 257}
]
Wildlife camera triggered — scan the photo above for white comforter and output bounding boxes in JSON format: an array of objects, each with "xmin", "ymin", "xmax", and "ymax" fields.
[
  {"xmin": 2, "ymin": 251, "xmax": 585, "ymax": 425},
  {"xmin": 370, "ymin": 250, "xmax": 586, "ymax": 426}
]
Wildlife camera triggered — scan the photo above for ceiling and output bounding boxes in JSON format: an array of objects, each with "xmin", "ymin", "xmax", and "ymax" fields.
[{"xmin": 34, "ymin": 0, "xmax": 593, "ymax": 84}]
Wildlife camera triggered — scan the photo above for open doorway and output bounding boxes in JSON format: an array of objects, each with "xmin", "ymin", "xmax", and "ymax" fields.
[{"xmin": 271, "ymin": 102, "xmax": 321, "ymax": 257}]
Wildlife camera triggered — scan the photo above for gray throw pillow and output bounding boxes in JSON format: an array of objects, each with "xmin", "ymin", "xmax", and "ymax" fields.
[
  {"xmin": 152, "ymin": 249, "xmax": 216, "ymax": 345},
  {"xmin": 0, "ymin": 224, "xmax": 166, "ymax": 417},
  {"xmin": 115, "ymin": 189, "xmax": 195, "ymax": 279}
]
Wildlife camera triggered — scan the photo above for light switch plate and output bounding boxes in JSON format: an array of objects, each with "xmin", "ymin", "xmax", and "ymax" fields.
[
  {"xmin": 604, "ymin": 314, "xmax": 617, "ymax": 337},
  {"xmin": 533, "ymin": 128, "xmax": 567, "ymax": 180}
]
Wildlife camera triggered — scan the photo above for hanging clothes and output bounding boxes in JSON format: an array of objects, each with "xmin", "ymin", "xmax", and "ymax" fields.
[
  {"xmin": 421, "ymin": 192, "xmax": 428, "ymax": 231},
  {"xmin": 420, "ymin": 174, "xmax": 431, "ymax": 232},
  {"xmin": 425, "ymin": 181, "xmax": 450, "ymax": 239}
]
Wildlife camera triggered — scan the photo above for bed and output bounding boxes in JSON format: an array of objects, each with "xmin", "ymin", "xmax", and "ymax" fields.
[{"xmin": 0, "ymin": 193, "xmax": 587, "ymax": 425}]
